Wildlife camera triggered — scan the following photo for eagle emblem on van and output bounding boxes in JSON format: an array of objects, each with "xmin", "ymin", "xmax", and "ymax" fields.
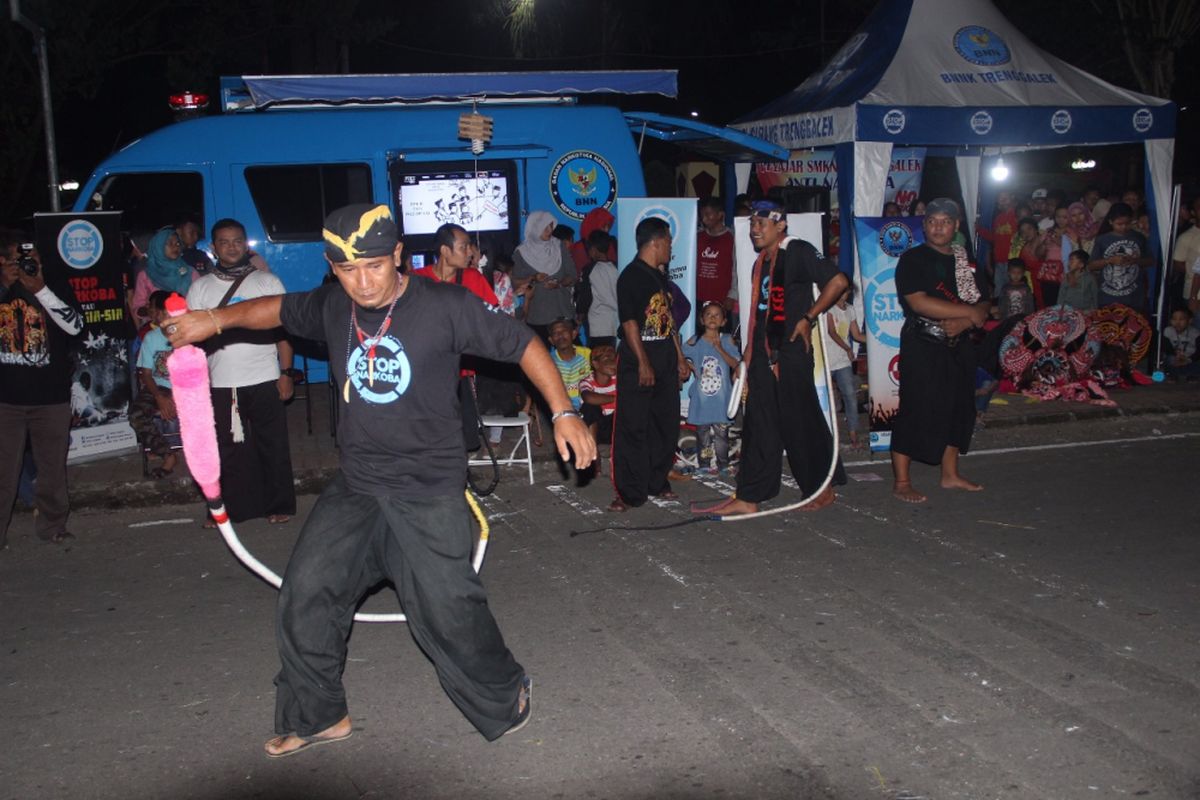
[
  {"xmin": 549, "ymin": 150, "xmax": 618, "ymax": 221},
  {"xmin": 569, "ymin": 166, "xmax": 598, "ymax": 196}
]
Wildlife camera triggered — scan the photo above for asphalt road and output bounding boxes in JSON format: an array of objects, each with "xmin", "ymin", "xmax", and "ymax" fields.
[{"xmin": 2, "ymin": 414, "xmax": 1198, "ymax": 800}]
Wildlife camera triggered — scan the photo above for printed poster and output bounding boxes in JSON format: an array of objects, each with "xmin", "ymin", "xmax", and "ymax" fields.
[
  {"xmin": 35, "ymin": 211, "xmax": 138, "ymax": 463},
  {"xmin": 854, "ymin": 216, "xmax": 926, "ymax": 452},
  {"xmin": 755, "ymin": 147, "xmax": 927, "ymax": 214}
]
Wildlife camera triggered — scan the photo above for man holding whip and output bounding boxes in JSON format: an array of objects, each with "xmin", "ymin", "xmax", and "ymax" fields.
[{"xmin": 166, "ymin": 204, "xmax": 593, "ymax": 756}]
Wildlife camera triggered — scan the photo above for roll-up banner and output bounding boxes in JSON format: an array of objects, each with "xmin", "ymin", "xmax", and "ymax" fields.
[
  {"xmin": 854, "ymin": 216, "xmax": 926, "ymax": 453},
  {"xmin": 35, "ymin": 211, "xmax": 138, "ymax": 463}
]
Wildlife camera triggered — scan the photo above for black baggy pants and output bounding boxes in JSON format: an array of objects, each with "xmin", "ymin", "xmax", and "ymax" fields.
[
  {"xmin": 612, "ymin": 339, "xmax": 680, "ymax": 506},
  {"xmin": 274, "ymin": 473, "xmax": 524, "ymax": 741},
  {"xmin": 736, "ymin": 344, "xmax": 845, "ymax": 504},
  {"xmin": 212, "ymin": 380, "xmax": 296, "ymax": 523}
]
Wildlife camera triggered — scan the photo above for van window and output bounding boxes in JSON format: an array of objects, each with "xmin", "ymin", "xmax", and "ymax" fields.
[
  {"xmin": 245, "ymin": 164, "xmax": 372, "ymax": 242},
  {"xmin": 88, "ymin": 172, "xmax": 203, "ymax": 235}
]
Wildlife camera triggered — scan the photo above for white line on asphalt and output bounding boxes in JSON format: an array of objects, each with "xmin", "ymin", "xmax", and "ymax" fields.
[
  {"xmin": 128, "ymin": 518, "xmax": 194, "ymax": 528},
  {"xmin": 546, "ymin": 484, "xmax": 604, "ymax": 515},
  {"xmin": 842, "ymin": 431, "xmax": 1200, "ymax": 468}
]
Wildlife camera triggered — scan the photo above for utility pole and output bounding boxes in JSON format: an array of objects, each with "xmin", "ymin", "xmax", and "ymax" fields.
[{"xmin": 10, "ymin": 0, "xmax": 61, "ymax": 211}]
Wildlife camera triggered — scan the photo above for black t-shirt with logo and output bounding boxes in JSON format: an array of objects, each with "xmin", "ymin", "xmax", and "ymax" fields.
[
  {"xmin": 753, "ymin": 239, "xmax": 841, "ymax": 354},
  {"xmin": 616, "ymin": 258, "xmax": 675, "ymax": 341},
  {"xmin": 280, "ymin": 276, "xmax": 533, "ymax": 497},
  {"xmin": 0, "ymin": 280, "xmax": 82, "ymax": 405}
]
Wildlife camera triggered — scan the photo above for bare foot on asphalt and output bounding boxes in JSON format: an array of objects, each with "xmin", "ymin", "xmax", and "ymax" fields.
[
  {"xmin": 941, "ymin": 476, "xmax": 983, "ymax": 492},
  {"xmin": 892, "ymin": 481, "xmax": 927, "ymax": 504},
  {"xmin": 799, "ymin": 486, "xmax": 836, "ymax": 512}
]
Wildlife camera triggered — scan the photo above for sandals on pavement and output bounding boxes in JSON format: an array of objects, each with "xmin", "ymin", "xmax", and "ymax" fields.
[
  {"xmin": 503, "ymin": 676, "xmax": 532, "ymax": 737},
  {"xmin": 264, "ymin": 718, "xmax": 353, "ymax": 759}
]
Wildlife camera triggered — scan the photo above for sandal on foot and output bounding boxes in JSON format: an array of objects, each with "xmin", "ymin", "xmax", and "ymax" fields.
[
  {"xmin": 267, "ymin": 515, "xmax": 291, "ymax": 524},
  {"xmin": 606, "ymin": 497, "xmax": 628, "ymax": 513},
  {"xmin": 503, "ymin": 676, "xmax": 532, "ymax": 737},
  {"xmin": 265, "ymin": 723, "xmax": 353, "ymax": 759}
]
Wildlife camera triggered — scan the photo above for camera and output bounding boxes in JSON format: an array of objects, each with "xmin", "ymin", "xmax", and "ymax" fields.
[{"xmin": 17, "ymin": 243, "xmax": 38, "ymax": 276}]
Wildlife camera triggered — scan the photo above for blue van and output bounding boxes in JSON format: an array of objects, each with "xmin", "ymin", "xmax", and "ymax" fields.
[{"xmin": 74, "ymin": 70, "xmax": 784, "ymax": 291}]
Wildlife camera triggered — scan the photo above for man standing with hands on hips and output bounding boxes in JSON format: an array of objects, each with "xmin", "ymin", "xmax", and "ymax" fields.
[{"xmin": 165, "ymin": 204, "xmax": 594, "ymax": 756}]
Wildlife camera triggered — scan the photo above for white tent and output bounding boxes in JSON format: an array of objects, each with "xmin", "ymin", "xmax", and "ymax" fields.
[{"xmin": 732, "ymin": 0, "xmax": 1177, "ymax": 279}]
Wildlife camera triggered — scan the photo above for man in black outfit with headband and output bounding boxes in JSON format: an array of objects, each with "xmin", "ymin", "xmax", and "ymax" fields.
[
  {"xmin": 696, "ymin": 200, "xmax": 847, "ymax": 517},
  {"xmin": 165, "ymin": 203, "xmax": 594, "ymax": 756}
]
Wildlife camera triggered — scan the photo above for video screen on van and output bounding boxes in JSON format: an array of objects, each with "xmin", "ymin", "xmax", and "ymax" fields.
[{"xmin": 396, "ymin": 167, "xmax": 511, "ymax": 236}]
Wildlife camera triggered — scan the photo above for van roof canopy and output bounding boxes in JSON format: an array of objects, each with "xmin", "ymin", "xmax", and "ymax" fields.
[{"xmin": 221, "ymin": 71, "xmax": 678, "ymax": 112}]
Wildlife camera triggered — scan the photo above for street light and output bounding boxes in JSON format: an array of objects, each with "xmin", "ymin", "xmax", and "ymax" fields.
[{"xmin": 9, "ymin": 0, "xmax": 60, "ymax": 212}]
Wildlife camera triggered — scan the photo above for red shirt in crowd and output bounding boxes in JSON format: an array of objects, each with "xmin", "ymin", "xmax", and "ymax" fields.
[{"xmin": 695, "ymin": 227, "xmax": 735, "ymax": 306}]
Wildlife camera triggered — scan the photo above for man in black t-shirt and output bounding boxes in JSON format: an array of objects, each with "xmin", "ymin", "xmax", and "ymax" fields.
[
  {"xmin": 694, "ymin": 201, "xmax": 847, "ymax": 517},
  {"xmin": 890, "ymin": 198, "xmax": 990, "ymax": 504},
  {"xmin": 0, "ymin": 230, "xmax": 84, "ymax": 549},
  {"xmin": 610, "ymin": 217, "xmax": 690, "ymax": 511},
  {"xmin": 166, "ymin": 204, "xmax": 594, "ymax": 756}
]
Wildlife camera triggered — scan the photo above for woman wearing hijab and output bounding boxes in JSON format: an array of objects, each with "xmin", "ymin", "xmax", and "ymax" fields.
[
  {"xmin": 1065, "ymin": 202, "xmax": 1099, "ymax": 256},
  {"xmin": 512, "ymin": 210, "xmax": 576, "ymax": 339},
  {"xmin": 131, "ymin": 227, "xmax": 200, "ymax": 328}
]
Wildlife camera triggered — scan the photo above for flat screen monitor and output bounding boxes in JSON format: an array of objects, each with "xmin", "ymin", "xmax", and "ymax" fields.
[{"xmin": 392, "ymin": 161, "xmax": 517, "ymax": 238}]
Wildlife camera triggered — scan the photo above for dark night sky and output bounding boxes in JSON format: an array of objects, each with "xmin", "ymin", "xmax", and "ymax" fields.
[{"xmin": 5, "ymin": 0, "xmax": 1197, "ymax": 219}]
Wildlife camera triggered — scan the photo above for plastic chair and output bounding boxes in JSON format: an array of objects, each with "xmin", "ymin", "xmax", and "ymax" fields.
[{"xmin": 471, "ymin": 413, "xmax": 534, "ymax": 485}]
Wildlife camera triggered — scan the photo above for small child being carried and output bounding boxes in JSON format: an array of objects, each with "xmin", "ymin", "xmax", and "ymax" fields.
[{"xmin": 682, "ymin": 301, "xmax": 740, "ymax": 475}]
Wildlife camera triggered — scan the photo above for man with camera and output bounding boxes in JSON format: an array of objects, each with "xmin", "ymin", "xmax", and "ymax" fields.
[{"xmin": 0, "ymin": 229, "xmax": 85, "ymax": 549}]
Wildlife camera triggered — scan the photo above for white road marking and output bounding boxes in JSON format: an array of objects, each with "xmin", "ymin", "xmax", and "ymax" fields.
[
  {"xmin": 128, "ymin": 518, "xmax": 193, "ymax": 528},
  {"xmin": 843, "ymin": 431, "xmax": 1200, "ymax": 468},
  {"xmin": 545, "ymin": 484, "xmax": 604, "ymax": 516}
]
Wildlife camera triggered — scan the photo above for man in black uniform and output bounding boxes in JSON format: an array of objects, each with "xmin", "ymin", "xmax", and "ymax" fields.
[
  {"xmin": 890, "ymin": 198, "xmax": 989, "ymax": 503},
  {"xmin": 165, "ymin": 204, "xmax": 594, "ymax": 756},
  {"xmin": 697, "ymin": 201, "xmax": 847, "ymax": 516},
  {"xmin": 610, "ymin": 216, "xmax": 690, "ymax": 512}
]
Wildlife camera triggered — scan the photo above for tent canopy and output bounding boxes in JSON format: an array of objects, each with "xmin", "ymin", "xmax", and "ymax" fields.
[
  {"xmin": 731, "ymin": 0, "xmax": 1176, "ymax": 283},
  {"xmin": 734, "ymin": 0, "xmax": 1175, "ymax": 149}
]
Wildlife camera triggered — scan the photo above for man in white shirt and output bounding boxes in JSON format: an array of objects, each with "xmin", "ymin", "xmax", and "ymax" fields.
[{"xmin": 186, "ymin": 218, "xmax": 295, "ymax": 524}]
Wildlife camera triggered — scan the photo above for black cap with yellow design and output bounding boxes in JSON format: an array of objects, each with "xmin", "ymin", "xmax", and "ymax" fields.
[{"xmin": 322, "ymin": 204, "xmax": 399, "ymax": 263}]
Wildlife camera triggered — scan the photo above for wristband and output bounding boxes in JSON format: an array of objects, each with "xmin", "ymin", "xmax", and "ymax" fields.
[
  {"xmin": 551, "ymin": 409, "xmax": 581, "ymax": 424},
  {"xmin": 803, "ymin": 314, "xmax": 817, "ymax": 326},
  {"xmin": 205, "ymin": 308, "xmax": 223, "ymax": 335}
]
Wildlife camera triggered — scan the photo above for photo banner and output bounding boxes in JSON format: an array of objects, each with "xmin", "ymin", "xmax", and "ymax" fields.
[
  {"xmin": 755, "ymin": 148, "xmax": 926, "ymax": 213},
  {"xmin": 855, "ymin": 216, "xmax": 925, "ymax": 453},
  {"xmin": 35, "ymin": 211, "xmax": 138, "ymax": 463},
  {"xmin": 733, "ymin": 212, "xmax": 835, "ymax": 433},
  {"xmin": 616, "ymin": 198, "xmax": 698, "ymax": 410}
]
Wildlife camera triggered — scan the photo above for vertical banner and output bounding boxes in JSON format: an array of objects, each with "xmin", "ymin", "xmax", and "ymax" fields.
[
  {"xmin": 616, "ymin": 198, "xmax": 698, "ymax": 410},
  {"xmin": 855, "ymin": 216, "xmax": 925, "ymax": 452},
  {"xmin": 733, "ymin": 213, "xmax": 835, "ymax": 433},
  {"xmin": 35, "ymin": 211, "xmax": 137, "ymax": 462}
]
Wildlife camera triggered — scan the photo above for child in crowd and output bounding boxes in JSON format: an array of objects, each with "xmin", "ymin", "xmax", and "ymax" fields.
[
  {"xmin": 547, "ymin": 317, "xmax": 591, "ymax": 411},
  {"xmin": 583, "ymin": 230, "xmax": 619, "ymax": 349},
  {"xmin": 996, "ymin": 259, "xmax": 1035, "ymax": 320},
  {"xmin": 825, "ymin": 287, "xmax": 867, "ymax": 447},
  {"xmin": 974, "ymin": 367, "xmax": 999, "ymax": 429},
  {"xmin": 491, "ymin": 253, "xmax": 520, "ymax": 317},
  {"xmin": 682, "ymin": 301, "xmax": 739, "ymax": 475},
  {"xmin": 129, "ymin": 290, "xmax": 178, "ymax": 478},
  {"xmin": 1058, "ymin": 249, "xmax": 1098, "ymax": 312},
  {"xmin": 579, "ymin": 344, "xmax": 618, "ymax": 470},
  {"xmin": 1163, "ymin": 307, "xmax": 1200, "ymax": 381}
]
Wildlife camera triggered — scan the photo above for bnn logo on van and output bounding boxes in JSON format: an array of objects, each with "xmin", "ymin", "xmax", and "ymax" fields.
[{"xmin": 550, "ymin": 150, "xmax": 617, "ymax": 221}]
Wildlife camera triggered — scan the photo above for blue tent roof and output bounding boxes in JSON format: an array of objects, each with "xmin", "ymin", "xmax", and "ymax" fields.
[
  {"xmin": 733, "ymin": 0, "xmax": 1175, "ymax": 148},
  {"xmin": 222, "ymin": 71, "xmax": 678, "ymax": 111}
]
